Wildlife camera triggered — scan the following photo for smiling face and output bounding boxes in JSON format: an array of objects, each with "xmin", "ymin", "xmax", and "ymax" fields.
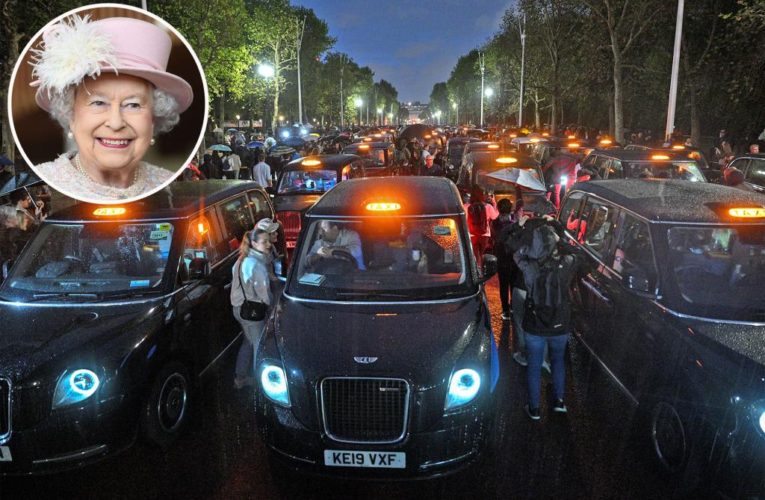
[{"xmin": 69, "ymin": 73, "xmax": 154, "ymax": 174}]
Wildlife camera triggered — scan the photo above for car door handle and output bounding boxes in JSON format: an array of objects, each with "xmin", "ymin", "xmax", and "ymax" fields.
[{"xmin": 581, "ymin": 277, "xmax": 611, "ymax": 304}]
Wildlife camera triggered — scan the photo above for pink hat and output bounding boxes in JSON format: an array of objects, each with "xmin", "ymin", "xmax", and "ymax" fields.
[{"xmin": 30, "ymin": 15, "xmax": 193, "ymax": 113}]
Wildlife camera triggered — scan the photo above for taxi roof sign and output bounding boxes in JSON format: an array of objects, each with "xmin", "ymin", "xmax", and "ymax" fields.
[
  {"xmin": 651, "ymin": 154, "xmax": 671, "ymax": 160},
  {"xmin": 366, "ymin": 202, "xmax": 401, "ymax": 212},
  {"xmin": 93, "ymin": 207, "xmax": 126, "ymax": 216},
  {"xmin": 729, "ymin": 207, "xmax": 765, "ymax": 218},
  {"xmin": 302, "ymin": 159, "xmax": 322, "ymax": 166},
  {"xmin": 496, "ymin": 157, "xmax": 518, "ymax": 164}
]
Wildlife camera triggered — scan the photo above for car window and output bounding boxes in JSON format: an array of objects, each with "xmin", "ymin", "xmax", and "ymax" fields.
[
  {"xmin": 184, "ymin": 212, "xmax": 219, "ymax": 270},
  {"xmin": 743, "ymin": 158, "xmax": 765, "ymax": 187},
  {"xmin": 560, "ymin": 191, "xmax": 586, "ymax": 240},
  {"xmin": 247, "ymin": 190, "xmax": 272, "ymax": 222},
  {"xmin": 613, "ymin": 214, "xmax": 656, "ymax": 284},
  {"xmin": 582, "ymin": 200, "xmax": 618, "ymax": 257},
  {"xmin": 278, "ymin": 169, "xmax": 339, "ymax": 193},
  {"xmin": 217, "ymin": 195, "xmax": 254, "ymax": 255}
]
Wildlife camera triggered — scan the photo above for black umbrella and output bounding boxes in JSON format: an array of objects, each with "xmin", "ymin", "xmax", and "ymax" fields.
[
  {"xmin": 268, "ymin": 145, "xmax": 296, "ymax": 156},
  {"xmin": 0, "ymin": 171, "xmax": 43, "ymax": 198},
  {"xmin": 399, "ymin": 124, "xmax": 434, "ymax": 141}
]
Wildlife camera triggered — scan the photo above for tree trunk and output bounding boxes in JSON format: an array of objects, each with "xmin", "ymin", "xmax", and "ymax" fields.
[
  {"xmin": 612, "ymin": 52, "xmax": 625, "ymax": 143},
  {"xmin": 550, "ymin": 92, "xmax": 558, "ymax": 136},
  {"xmin": 690, "ymin": 87, "xmax": 701, "ymax": 147},
  {"xmin": 534, "ymin": 90, "xmax": 541, "ymax": 129},
  {"xmin": 272, "ymin": 44, "xmax": 281, "ymax": 133},
  {"xmin": 218, "ymin": 90, "xmax": 225, "ymax": 131},
  {"xmin": 608, "ymin": 89, "xmax": 615, "ymax": 138},
  {"xmin": 1, "ymin": 7, "xmax": 20, "ymax": 165}
]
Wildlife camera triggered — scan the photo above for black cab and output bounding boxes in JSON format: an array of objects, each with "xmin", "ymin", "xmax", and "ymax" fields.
[
  {"xmin": 256, "ymin": 176, "xmax": 499, "ymax": 477},
  {"xmin": 581, "ymin": 149, "xmax": 707, "ymax": 182},
  {"xmin": 0, "ymin": 181, "xmax": 274, "ymax": 473},
  {"xmin": 559, "ymin": 179, "xmax": 765, "ymax": 495},
  {"xmin": 444, "ymin": 136, "xmax": 480, "ymax": 182},
  {"xmin": 726, "ymin": 153, "xmax": 765, "ymax": 193},
  {"xmin": 273, "ymin": 155, "xmax": 366, "ymax": 253},
  {"xmin": 459, "ymin": 150, "xmax": 545, "ymax": 204},
  {"xmin": 342, "ymin": 142, "xmax": 397, "ymax": 176}
]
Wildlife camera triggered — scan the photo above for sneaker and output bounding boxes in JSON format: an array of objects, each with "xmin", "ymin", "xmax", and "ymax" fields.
[
  {"xmin": 513, "ymin": 352, "xmax": 528, "ymax": 367},
  {"xmin": 542, "ymin": 361, "xmax": 551, "ymax": 375},
  {"xmin": 501, "ymin": 311, "xmax": 512, "ymax": 321},
  {"xmin": 553, "ymin": 399, "xmax": 567, "ymax": 413},
  {"xmin": 525, "ymin": 405, "xmax": 541, "ymax": 421}
]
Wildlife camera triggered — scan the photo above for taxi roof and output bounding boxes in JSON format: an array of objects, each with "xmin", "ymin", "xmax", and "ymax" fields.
[
  {"xmin": 343, "ymin": 142, "xmax": 392, "ymax": 151},
  {"xmin": 306, "ymin": 177, "xmax": 464, "ymax": 218},
  {"xmin": 574, "ymin": 180, "xmax": 765, "ymax": 223},
  {"xmin": 48, "ymin": 180, "xmax": 266, "ymax": 221},
  {"xmin": 283, "ymin": 154, "xmax": 360, "ymax": 172},
  {"xmin": 586, "ymin": 148, "xmax": 692, "ymax": 162}
]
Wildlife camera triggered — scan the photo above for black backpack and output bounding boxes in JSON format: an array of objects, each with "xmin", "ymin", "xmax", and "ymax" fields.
[
  {"xmin": 522, "ymin": 255, "xmax": 570, "ymax": 334},
  {"xmin": 468, "ymin": 203, "xmax": 488, "ymax": 236}
]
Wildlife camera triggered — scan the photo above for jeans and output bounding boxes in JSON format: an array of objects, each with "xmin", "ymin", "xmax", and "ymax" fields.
[
  {"xmin": 497, "ymin": 267, "xmax": 511, "ymax": 314},
  {"xmin": 233, "ymin": 306, "xmax": 267, "ymax": 379},
  {"xmin": 526, "ymin": 332, "xmax": 569, "ymax": 409}
]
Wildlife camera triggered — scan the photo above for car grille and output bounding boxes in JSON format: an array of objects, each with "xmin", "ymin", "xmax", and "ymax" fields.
[
  {"xmin": 321, "ymin": 377, "xmax": 409, "ymax": 444},
  {"xmin": 277, "ymin": 211, "xmax": 301, "ymax": 245},
  {"xmin": 0, "ymin": 378, "xmax": 10, "ymax": 442}
]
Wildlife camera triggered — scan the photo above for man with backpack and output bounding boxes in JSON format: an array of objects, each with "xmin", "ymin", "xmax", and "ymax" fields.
[
  {"xmin": 513, "ymin": 214, "xmax": 581, "ymax": 421},
  {"xmin": 466, "ymin": 186, "xmax": 498, "ymax": 267}
]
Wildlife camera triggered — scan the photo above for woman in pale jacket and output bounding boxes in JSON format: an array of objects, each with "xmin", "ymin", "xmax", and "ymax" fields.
[{"xmin": 231, "ymin": 228, "xmax": 275, "ymax": 389}]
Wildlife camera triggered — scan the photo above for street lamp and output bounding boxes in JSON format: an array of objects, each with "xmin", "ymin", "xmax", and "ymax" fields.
[
  {"xmin": 354, "ymin": 97, "xmax": 363, "ymax": 125},
  {"xmin": 387, "ymin": 112, "xmax": 393, "ymax": 125},
  {"xmin": 278, "ymin": 115, "xmax": 284, "ymax": 126},
  {"xmin": 257, "ymin": 64, "xmax": 275, "ymax": 78},
  {"xmin": 452, "ymin": 102, "xmax": 458, "ymax": 125},
  {"xmin": 377, "ymin": 107, "xmax": 383, "ymax": 126},
  {"xmin": 485, "ymin": 87, "xmax": 494, "ymax": 98},
  {"xmin": 434, "ymin": 110, "xmax": 442, "ymax": 126}
]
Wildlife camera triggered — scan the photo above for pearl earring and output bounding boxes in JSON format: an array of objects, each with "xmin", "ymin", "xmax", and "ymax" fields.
[
  {"xmin": 67, "ymin": 131, "xmax": 73, "ymax": 139},
  {"xmin": 150, "ymin": 138, "xmax": 156, "ymax": 146}
]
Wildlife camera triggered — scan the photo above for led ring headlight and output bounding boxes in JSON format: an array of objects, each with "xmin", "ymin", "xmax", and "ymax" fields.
[
  {"xmin": 52, "ymin": 369, "xmax": 100, "ymax": 409},
  {"xmin": 445, "ymin": 368, "xmax": 481, "ymax": 411},
  {"xmin": 261, "ymin": 364, "xmax": 290, "ymax": 407}
]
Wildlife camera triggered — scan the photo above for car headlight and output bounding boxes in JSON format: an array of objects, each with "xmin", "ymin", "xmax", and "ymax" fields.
[
  {"xmin": 281, "ymin": 131, "xmax": 290, "ymax": 138},
  {"xmin": 52, "ymin": 369, "xmax": 100, "ymax": 409},
  {"xmin": 444, "ymin": 368, "xmax": 481, "ymax": 411},
  {"xmin": 260, "ymin": 363, "xmax": 290, "ymax": 407}
]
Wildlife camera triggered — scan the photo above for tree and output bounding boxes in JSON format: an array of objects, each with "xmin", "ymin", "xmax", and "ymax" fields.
[
  {"xmin": 428, "ymin": 83, "xmax": 450, "ymax": 123},
  {"xmin": 447, "ymin": 50, "xmax": 481, "ymax": 125}
]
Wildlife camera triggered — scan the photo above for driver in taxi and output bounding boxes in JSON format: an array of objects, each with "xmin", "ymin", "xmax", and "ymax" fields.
[{"xmin": 307, "ymin": 220, "xmax": 365, "ymax": 270}]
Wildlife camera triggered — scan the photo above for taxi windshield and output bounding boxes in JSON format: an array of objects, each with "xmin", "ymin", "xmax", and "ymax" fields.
[
  {"xmin": 277, "ymin": 169, "xmax": 339, "ymax": 194},
  {"xmin": 288, "ymin": 216, "xmax": 471, "ymax": 301},
  {"xmin": 0, "ymin": 222, "xmax": 174, "ymax": 301},
  {"xmin": 666, "ymin": 225, "xmax": 765, "ymax": 321},
  {"xmin": 621, "ymin": 160, "xmax": 705, "ymax": 181}
]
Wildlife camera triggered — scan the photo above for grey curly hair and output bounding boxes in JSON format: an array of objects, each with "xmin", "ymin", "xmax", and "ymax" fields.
[{"xmin": 48, "ymin": 85, "xmax": 180, "ymax": 135}]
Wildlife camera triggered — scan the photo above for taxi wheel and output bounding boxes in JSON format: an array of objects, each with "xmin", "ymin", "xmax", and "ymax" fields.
[
  {"xmin": 141, "ymin": 361, "xmax": 192, "ymax": 450},
  {"xmin": 646, "ymin": 389, "xmax": 708, "ymax": 493}
]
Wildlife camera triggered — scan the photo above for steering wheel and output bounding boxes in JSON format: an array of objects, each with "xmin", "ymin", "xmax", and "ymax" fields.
[
  {"xmin": 63, "ymin": 255, "xmax": 86, "ymax": 272},
  {"xmin": 330, "ymin": 249, "xmax": 358, "ymax": 268}
]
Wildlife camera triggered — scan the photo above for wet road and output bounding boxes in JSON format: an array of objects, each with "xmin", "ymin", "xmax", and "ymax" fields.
[{"xmin": 1, "ymin": 277, "xmax": 697, "ymax": 499}]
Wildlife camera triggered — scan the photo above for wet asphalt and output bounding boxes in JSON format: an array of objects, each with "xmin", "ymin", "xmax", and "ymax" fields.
[{"xmin": 0, "ymin": 277, "xmax": 709, "ymax": 499}]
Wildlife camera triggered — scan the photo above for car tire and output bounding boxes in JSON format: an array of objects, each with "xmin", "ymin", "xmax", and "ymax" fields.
[
  {"xmin": 644, "ymin": 387, "xmax": 710, "ymax": 494},
  {"xmin": 141, "ymin": 360, "xmax": 192, "ymax": 450}
]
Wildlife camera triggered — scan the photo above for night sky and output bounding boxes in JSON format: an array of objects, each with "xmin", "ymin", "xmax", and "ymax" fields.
[{"xmin": 295, "ymin": 0, "xmax": 516, "ymax": 103}]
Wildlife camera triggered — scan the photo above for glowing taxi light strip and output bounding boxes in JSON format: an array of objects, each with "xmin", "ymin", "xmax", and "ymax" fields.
[
  {"xmin": 672, "ymin": 145, "xmax": 685, "ymax": 150},
  {"xmin": 567, "ymin": 135, "xmax": 576, "ymax": 139},
  {"xmin": 729, "ymin": 208, "xmax": 765, "ymax": 218},
  {"xmin": 496, "ymin": 157, "xmax": 518, "ymax": 164},
  {"xmin": 599, "ymin": 139, "xmax": 612, "ymax": 145},
  {"xmin": 302, "ymin": 159, "xmax": 322, "ymax": 166},
  {"xmin": 529, "ymin": 138, "xmax": 541, "ymax": 143},
  {"xmin": 358, "ymin": 144, "xmax": 370, "ymax": 149},
  {"xmin": 488, "ymin": 144, "xmax": 500, "ymax": 149},
  {"xmin": 652, "ymin": 154, "xmax": 670, "ymax": 160},
  {"xmin": 568, "ymin": 143, "xmax": 580, "ymax": 148},
  {"xmin": 366, "ymin": 202, "xmax": 401, "ymax": 211},
  {"xmin": 93, "ymin": 207, "xmax": 126, "ymax": 216}
]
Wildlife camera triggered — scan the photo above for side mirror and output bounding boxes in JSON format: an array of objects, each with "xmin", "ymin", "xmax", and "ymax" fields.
[
  {"xmin": 188, "ymin": 258, "xmax": 210, "ymax": 280},
  {"xmin": 481, "ymin": 254, "xmax": 498, "ymax": 281}
]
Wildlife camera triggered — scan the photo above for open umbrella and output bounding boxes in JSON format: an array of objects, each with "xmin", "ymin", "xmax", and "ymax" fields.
[
  {"xmin": 486, "ymin": 167, "xmax": 547, "ymax": 192},
  {"xmin": 209, "ymin": 144, "xmax": 232, "ymax": 152},
  {"xmin": 268, "ymin": 145, "xmax": 296, "ymax": 156},
  {"xmin": 247, "ymin": 141, "xmax": 265, "ymax": 149},
  {"xmin": 0, "ymin": 171, "xmax": 43, "ymax": 198},
  {"xmin": 226, "ymin": 128, "xmax": 239, "ymax": 134},
  {"xmin": 399, "ymin": 124, "xmax": 434, "ymax": 141},
  {"xmin": 283, "ymin": 137, "xmax": 306, "ymax": 148}
]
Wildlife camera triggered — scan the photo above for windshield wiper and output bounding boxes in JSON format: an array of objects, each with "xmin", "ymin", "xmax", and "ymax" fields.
[{"xmin": 28, "ymin": 292, "xmax": 100, "ymax": 302}]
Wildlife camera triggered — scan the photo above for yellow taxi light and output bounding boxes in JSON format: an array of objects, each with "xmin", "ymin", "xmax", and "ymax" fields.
[
  {"xmin": 496, "ymin": 157, "xmax": 518, "ymax": 164},
  {"xmin": 358, "ymin": 144, "xmax": 370, "ymax": 150},
  {"xmin": 366, "ymin": 202, "xmax": 401, "ymax": 212},
  {"xmin": 542, "ymin": 132, "xmax": 550, "ymax": 137},
  {"xmin": 373, "ymin": 134, "xmax": 382, "ymax": 137},
  {"xmin": 568, "ymin": 142, "xmax": 580, "ymax": 148},
  {"xmin": 567, "ymin": 135, "xmax": 577, "ymax": 139},
  {"xmin": 302, "ymin": 159, "xmax": 322, "ymax": 166},
  {"xmin": 672, "ymin": 144, "xmax": 685, "ymax": 150},
  {"xmin": 197, "ymin": 221, "xmax": 209, "ymax": 236},
  {"xmin": 529, "ymin": 138, "xmax": 541, "ymax": 143},
  {"xmin": 424, "ymin": 134, "xmax": 432, "ymax": 139},
  {"xmin": 729, "ymin": 208, "xmax": 765, "ymax": 218},
  {"xmin": 93, "ymin": 207, "xmax": 126, "ymax": 216},
  {"xmin": 362, "ymin": 137, "xmax": 373, "ymax": 142},
  {"xmin": 488, "ymin": 144, "xmax": 500, "ymax": 149},
  {"xmin": 509, "ymin": 133, "xmax": 518, "ymax": 138},
  {"xmin": 652, "ymin": 154, "xmax": 670, "ymax": 160},
  {"xmin": 599, "ymin": 139, "xmax": 613, "ymax": 145}
]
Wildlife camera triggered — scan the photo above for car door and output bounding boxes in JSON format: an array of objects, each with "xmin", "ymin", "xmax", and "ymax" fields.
[
  {"xmin": 600, "ymin": 213, "xmax": 661, "ymax": 398},
  {"xmin": 742, "ymin": 157, "xmax": 765, "ymax": 192}
]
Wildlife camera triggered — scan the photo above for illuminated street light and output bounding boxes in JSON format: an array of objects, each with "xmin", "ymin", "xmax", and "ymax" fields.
[
  {"xmin": 485, "ymin": 87, "xmax": 494, "ymax": 98},
  {"xmin": 434, "ymin": 110, "xmax": 442, "ymax": 126},
  {"xmin": 257, "ymin": 64, "xmax": 275, "ymax": 78},
  {"xmin": 354, "ymin": 97, "xmax": 363, "ymax": 125},
  {"xmin": 452, "ymin": 102, "xmax": 459, "ymax": 125}
]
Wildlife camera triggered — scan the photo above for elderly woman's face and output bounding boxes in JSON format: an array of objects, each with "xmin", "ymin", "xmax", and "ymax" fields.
[{"xmin": 69, "ymin": 73, "xmax": 154, "ymax": 173}]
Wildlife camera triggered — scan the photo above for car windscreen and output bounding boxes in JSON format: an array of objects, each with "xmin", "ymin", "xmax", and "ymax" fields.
[
  {"xmin": 666, "ymin": 225, "xmax": 765, "ymax": 321},
  {"xmin": 621, "ymin": 161, "xmax": 705, "ymax": 181},
  {"xmin": 277, "ymin": 169, "xmax": 338, "ymax": 194},
  {"xmin": 0, "ymin": 221, "xmax": 174, "ymax": 301},
  {"xmin": 287, "ymin": 216, "xmax": 472, "ymax": 301}
]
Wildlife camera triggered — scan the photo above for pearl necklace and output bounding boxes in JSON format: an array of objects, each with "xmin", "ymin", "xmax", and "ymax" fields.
[{"xmin": 74, "ymin": 154, "xmax": 140, "ymax": 189}]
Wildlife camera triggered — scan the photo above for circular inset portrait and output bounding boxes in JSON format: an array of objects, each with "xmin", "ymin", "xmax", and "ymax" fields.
[{"xmin": 8, "ymin": 3, "xmax": 208, "ymax": 203}]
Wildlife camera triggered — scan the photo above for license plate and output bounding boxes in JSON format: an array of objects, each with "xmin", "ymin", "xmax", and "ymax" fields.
[
  {"xmin": 324, "ymin": 450, "xmax": 405, "ymax": 469},
  {"xmin": 0, "ymin": 446, "xmax": 11, "ymax": 462}
]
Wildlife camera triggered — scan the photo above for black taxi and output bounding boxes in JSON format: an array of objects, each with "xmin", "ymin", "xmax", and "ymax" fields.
[
  {"xmin": 0, "ymin": 181, "xmax": 274, "ymax": 473},
  {"xmin": 255, "ymin": 176, "xmax": 499, "ymax": 477},
  {"xmin": 559, "ymin": 179, "xmax": 765, "ymax": 495},
  {"xmin": 581, "ymin": 149, "xmax": 707, "ymax": 182},
  {"xmin": 273, "ymin": 155, "xmax": 366, "ymax": 253},
  {"xmin": 459, "ymin": 150, "xmax": 546, "ymax": 204},
  {"xmin": 342, "ymin": 142, "xmax": 397, "ymax": 176}
]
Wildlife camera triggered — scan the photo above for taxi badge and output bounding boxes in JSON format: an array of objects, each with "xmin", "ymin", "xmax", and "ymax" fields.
[{"xmin": 354, "ymin": 357, "xmax": 378, "ymax": 364}]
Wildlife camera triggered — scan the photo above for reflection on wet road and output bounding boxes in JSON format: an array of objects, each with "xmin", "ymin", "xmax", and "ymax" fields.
[{"xmin": 1, "ymin": 277, "xmax": 693, "ymax": 499}]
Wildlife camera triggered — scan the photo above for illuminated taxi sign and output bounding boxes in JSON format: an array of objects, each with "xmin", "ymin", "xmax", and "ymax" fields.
[
  {"xmin": 496, "ymin": 157, "xmax": 518, "ymax": 164},
  {"xmin": 567, "ymin": 135, "xmax": 577, "ymax": 140},
  {"xmin": 651, "ymin": 154, "xmax": 670, "ymax": 160},
  {"xmin": 542, "ymin": 132, "xmax": 550, "ymax": 137},
  {"xmin": 487, "ymin": 144, "xmax": 500, "ymax": 149},
  {"xmin": 424, "ymin": 134, "xmax": 432, "ymax": 139},
  {"xmin": 568, "ymin": 142, "xmax": 580, "ymax": 148},
  {"xmin": 362, "ymin": 137, "xmax": 373, "ymax": 142},
  {"xmin": 302, "ymin": 159, "xmax": 322, "ymax": 166},
  {"xmin": 357, "ymin": 144, "xmax": 370, "ymax": 150},
  {"xmin": 93, "ymin": 207, "xmax": 126, "ymax": 216},
  {"xmin": 529, "ymin": 138, "xmax": 541, "ymax": 143},
  {"xmin": 373, "ymin": 134, "xmax": 382, "ymax": 138},
  {"xmin": 366, "ymin": 202, "xmax": 401, "ymax": 212},
  {"xmin": 729, "ymin": 208, "xmax": 765, "ymax": 218},
  {"xmin": 672, "ymin": 144, "xmax": 685, "ymax": 150},
  {"xmin": 599, "ymin": 139, "xmax": 612, "ymax": 145},
  {"xmin": 196, "ymin": 218, "xmax": 210, "ymax": 236},
  {"xmin": 509, "ymin": 133, "xmax": 518, "ymax": 138}
]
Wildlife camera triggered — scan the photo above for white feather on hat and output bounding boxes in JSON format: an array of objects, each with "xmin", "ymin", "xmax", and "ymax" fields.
[{"xmin": 30, "ymin": 14, "xmax": 119, "ymax": 98}]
